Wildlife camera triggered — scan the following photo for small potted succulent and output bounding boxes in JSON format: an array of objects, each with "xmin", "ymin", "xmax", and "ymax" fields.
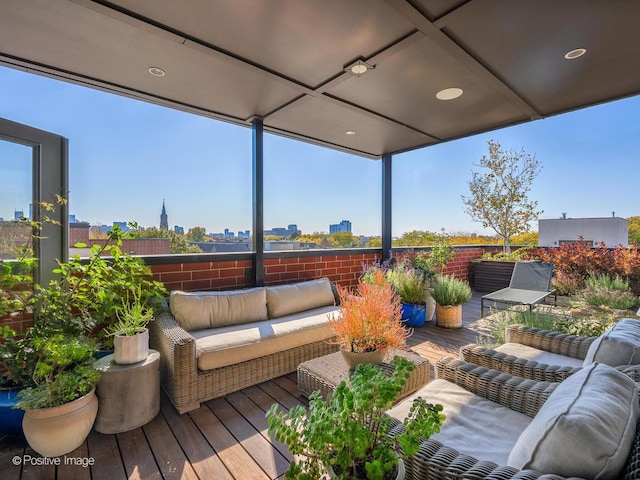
[
  {"xmin": 329, "ymin": 271, "xmax": 410, "ymax": 368},
  {"xmin": 267, "ymin": 356, "xmax": 445, "ymax": 480}
]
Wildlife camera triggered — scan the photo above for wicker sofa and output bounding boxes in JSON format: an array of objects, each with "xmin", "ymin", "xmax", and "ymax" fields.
[
  {"xmin": 150, "ymin": 278, "xmax": 340, "ymax": 413},
  {"xmin": 388, "ymin": 357, "xmax": 640, "ymax": 479},
  {"xmin": 461, "ymin": 319, "xmax": 640, "ymax": 382}
]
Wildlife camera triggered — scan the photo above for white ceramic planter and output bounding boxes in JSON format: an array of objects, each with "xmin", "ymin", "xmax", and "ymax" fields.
[
  {"xmin": 22, "ymin": 389, "xmax": 98, "ymax": 458},
  {"xmin": 114, "ymin": 329, "xmax": 149, "ymax": 365}
]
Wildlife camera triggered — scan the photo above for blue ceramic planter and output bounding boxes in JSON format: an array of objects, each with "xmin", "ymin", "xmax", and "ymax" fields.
[
  {"xmin": 0, "ymin": 386, "xmax": 25, "ymax": 437},
  {"xmin": 401, "ymin": 303, "xmax": 426, "ymax": 327}
]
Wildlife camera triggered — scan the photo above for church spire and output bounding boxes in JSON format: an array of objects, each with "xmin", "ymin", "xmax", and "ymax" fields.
[{"xmin": 160, "ymin": 199, "xmax": 168, "ymax": 230}]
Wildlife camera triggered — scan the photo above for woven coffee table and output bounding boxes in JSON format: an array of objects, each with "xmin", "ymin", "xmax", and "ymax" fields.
[{"xmin": 297, "ymin": 349, "xmax": 430, "ymax": 402}]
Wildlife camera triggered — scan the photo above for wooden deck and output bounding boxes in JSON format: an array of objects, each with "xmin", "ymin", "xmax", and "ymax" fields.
[{"xmin": 1, "ymin": 293, "xmax": 492, "ymax": 480}]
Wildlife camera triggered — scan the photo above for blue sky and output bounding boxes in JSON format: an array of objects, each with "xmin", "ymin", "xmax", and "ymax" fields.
[{"xmin": 1, "ymin": 64, "xmax": 639, "ymax": 237}]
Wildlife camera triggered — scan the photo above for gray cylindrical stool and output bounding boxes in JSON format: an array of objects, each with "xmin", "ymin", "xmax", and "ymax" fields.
[{"xmin": 93, "ymin": 350, "xmax": 160, "ymax": 434}]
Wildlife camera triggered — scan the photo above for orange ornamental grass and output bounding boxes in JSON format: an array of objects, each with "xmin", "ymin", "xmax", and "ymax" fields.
[{"xmin": 329, "ymin": 274, "xmax": 411, "ymax": 354}]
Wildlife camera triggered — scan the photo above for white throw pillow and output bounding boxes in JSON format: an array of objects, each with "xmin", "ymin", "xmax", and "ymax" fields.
[
  {"xmin": 583, "ymin": 318, "xmax": 640, "ymax": 367},
  {"xmin": 170, "ymin": 288, "xmax": 268, "ymax": 331},
  {"xmin": 265, "ymin": 278, "xmax": 336, "ymax": 318},
  {"xmin": 507, "ymin": 363, "xmax": 638, "ymax": 479}
]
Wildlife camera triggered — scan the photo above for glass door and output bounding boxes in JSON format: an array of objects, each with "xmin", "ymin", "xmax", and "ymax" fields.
[{"xmin": 0, "ymin": 118, "xmax": 68, "ymax": 286}]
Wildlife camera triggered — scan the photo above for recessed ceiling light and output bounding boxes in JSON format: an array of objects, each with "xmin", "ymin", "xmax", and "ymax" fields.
[
  {"xmin": 345, "ymin": 130, "xmax": 356, "ymax": 136},
  {"xmin": 564, "ymin": 48, "xmax": 586, "ymax": 60},
  {"xmin": 345, "ymin": 59, "xmax": 374, "ymax": 76},
  {"xmin": 148, "ymin": 67, "xmax": 166, "ymax": 77},
  {"xmin": 436, "ymin": 87, "xmax": 463, "ymax": 101}
]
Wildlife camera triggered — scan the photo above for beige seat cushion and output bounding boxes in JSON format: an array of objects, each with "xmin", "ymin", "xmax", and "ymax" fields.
[
  {"xmin": 265, "ymin": 277, "xmax": 336, "ymax": 318},
  {"xmin": 495, "ymin": 343, "xmax": 584, "ymax": 368},
  {"xmin": 508, "ymin": 363, "xmax": 638, "ymax": 479},
  {"xmin": 387, "ymin": 378, "xmax": 532, "ymax": 466},
  {"xmin": 192, "ymin": 305, "xmax": 338, "ymax": 370},
  {"xmin": 583, "ymin": 318, "xmax": 640, "ymax": 367},
  {"xmin": 169, "ymin": 288, "xmax": 268, "ymax": 331}
]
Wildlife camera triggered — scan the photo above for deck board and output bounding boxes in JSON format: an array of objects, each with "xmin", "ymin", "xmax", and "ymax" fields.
[{"xmin": 1, "ymin": 293, "xmax": 491, "ymax": 479}]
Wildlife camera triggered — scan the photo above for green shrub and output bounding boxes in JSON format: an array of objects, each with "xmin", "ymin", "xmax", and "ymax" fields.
[
  {"xmin": 386, "ymin": 265, "xmax": 426, "ymax": 304},
  {"xmin": 581, "ymin": 273, "xmax": 638, "ymax": 310},
  {"xmin": 430, "ymin": 274, "xmax": 471, "ymax": 306},
  {"xmin": 478, "ymin": 309, "xmax": 560, "ymax": 347}
]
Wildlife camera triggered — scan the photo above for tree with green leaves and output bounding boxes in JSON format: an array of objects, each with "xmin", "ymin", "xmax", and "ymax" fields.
[
  {"xmin": 186, "ymin": 226, "xmax": 207, "ymax": 243},
  {"xmin": 629, "ymin": 216, "xmax": 640, "ymax": 246},
  {"xmin": 131, "ymin": 227, "xmax": 202, "ymax": 254},
  {"xmin": 461, "ymin": 140, "xmax": 542, "ymax": 253}
]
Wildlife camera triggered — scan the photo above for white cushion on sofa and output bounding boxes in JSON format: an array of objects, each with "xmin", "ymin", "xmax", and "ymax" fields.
[
  {"xmin": 169, "ymin": 288, "xmax": 268, "ymax": 331},
  {"xmin": 583, "ymin": 318, "xmax": 640, "ymax": 367},
  {"xmin": 192, "ymin": 305, "xmax": 338, "ymax": 370},
  {"xmin": 387, "ymin": 378, "xmax": 532, "ymax": 466},
  {"xmin": 495, "ymin": 343, "xmax": 584, "ymax": 368},
  {"xmin": 508, "ymin": 363, "xmax": 638, "ymax": 478},
  {"xmin": 265, "ymin": 278, "xmax": 335, "ymax": 318}
]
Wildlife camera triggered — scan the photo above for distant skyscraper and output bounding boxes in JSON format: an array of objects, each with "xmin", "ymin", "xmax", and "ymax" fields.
[
  {"xmin": 174, "ymin": 225, "xmax": 184, "ymax": 234},
  {"xmin": 160, "ymin": 200, "xmax": 168, "ymax": 230},
  {"xmin": 14, "ymin": 209, "xmax": 24, "ymax": 220},
  {"xmin": 329, "ymin": 220, "xmax": 352, "ymax": 234}
]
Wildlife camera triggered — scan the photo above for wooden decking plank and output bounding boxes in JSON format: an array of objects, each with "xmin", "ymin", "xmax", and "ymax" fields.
[
  {"xmin": 256, "ymin": 380, "xmax": 302, "ymax": 411},
  {"xmin": 188, "ymin": 405, "xmax": 270, "ymax": 480},
  {"xmin": 225, "ymin": 390, "xmax": 293, "ymax": 462},
  {"xmin": 57, "ymin": 442, "xmax": 91, "ymax": 480},
  {"xmin": 206, "ymin": 397, "xmax": 290, "ymax": 478},
  {"xmin": 20, "ymin": 446, "xmax": 56, "ymax": 480},
  {"xmin": 0, "ymin": 435, "xmax": 25, "ymax": 480},
  {"xmin": 160, "ymin": 395, "xmax": 234, "ymax": 480},
  {"xmin": 272, "ymin": 375, "xmax": 306, "ymax": 402},
  {"xmin": 142, "ymin": 408, "xmax": 200, "ymax": 480},
  {"xmin": 87, "ymin": 431, "xmax": 127, "ymax": 480},
  {"xmin": 117, "ymin": 427, "xmax": 162, "ymax": 480}
]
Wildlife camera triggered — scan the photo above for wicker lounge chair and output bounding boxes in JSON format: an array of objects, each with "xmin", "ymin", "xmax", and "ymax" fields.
[
  {"xmin": 480, "ymin": 261, "xmax": 556, "ymax": 317},
  {"xmin": 388, "ymin": 357, "xmax": 640, "ymax": 479},
  {"xmin": 461, "ymin": 320, "xmax": 640, "ymax": 382}
]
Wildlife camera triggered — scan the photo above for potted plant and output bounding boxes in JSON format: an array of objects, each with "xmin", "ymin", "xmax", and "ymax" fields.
[
  {"xmin": 329, "ymin": 271, "xmax": 410, "ymax": 368},
  {"xmin": 267, "ymin": 356, "xmax": 445, "ymax": 480},
  {"xmin": 106, "ymin": 288, "xmax": 154, "ymax": 364},
  {"xmin": 430, "ymin": 274, "xmax": 472, "ymax": 329},
  {"xmin": 386, "ymin": 264, "xmax": 427, "ymax": 327},
  {"xmin": 15, "ymin": 322, "xmax": 101, "ymax": 457}
]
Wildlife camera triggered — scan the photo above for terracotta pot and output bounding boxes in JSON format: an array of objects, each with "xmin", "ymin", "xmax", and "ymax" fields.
[
  {"xmin": 340, "ymin": 348, "xmax": 385, "ymax": 369},
  {"xmin": 22, "ymin": 388, "xmax": 98, "ymax": 457},
  {"xmin": 114, "ymin": 328, "xmax": 149, "ymax": 364},
  {"xmin": 436, "ymin": 304, "xmax": 462, "ymax": 329}
]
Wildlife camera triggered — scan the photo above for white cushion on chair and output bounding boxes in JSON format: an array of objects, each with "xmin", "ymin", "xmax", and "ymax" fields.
[
  {"xmin": 508, "ymin": 363, "xmax": 638, "ymax": 479},
  {"xmin": 495, "ymin": 343, "xmax": 584, "ymax": 368},
  {"xmin": 583, "ymin": 318, "xmax": 640, "ymax": 367}
]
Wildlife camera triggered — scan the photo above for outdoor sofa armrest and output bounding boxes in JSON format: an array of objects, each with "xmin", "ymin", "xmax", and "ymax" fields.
[
  {"xmin": 434, "ymin": 357, "xmax": 558, "ymax": 418},
  {"xmin": 460, "ymin": 344, "xmax": 583, "ymax": 383},
  {"xmin": 149, "ymin": 307, "xmax": 198, "ymax": 408},
  {"xmin": 506, "ymin": 324, "xmax": 595, "ymax": 360}
]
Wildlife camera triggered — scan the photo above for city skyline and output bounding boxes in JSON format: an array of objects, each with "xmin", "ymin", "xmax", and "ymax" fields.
[{"xmin": 1, "ymin": 65, "xmax": 640, "ymax": 237}]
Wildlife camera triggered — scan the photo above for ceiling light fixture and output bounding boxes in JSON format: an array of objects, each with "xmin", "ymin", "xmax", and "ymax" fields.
[
  {"xmin": 564, "ymin": 48, "xmax": 586, "ymax": 60},
  {"xmin": 345, "ymin": 130, "xmax": 356, "ymax": 136},
  {"xmin": 436, "ymin": 87, "xmax": 463, "ymax": 101},
  {"xmin": 345, "ymin": 59, "xmax": 374, "ymax": 76},
  {"xmin": 148, "ymin": 67, "xmax": 166, "ymax": 77}
]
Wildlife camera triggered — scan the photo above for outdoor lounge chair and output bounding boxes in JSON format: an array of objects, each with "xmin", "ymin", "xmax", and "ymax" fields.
[
  {"xmin": 461, "ymin": 319, "xmax": 640, "ymax": 382},
  {"xmin": 480, "ymin": 261, "xmax": 556, "ymax": 317},
  {"xmin": 388, "ymin": 356, "xmax": 640, "ymax": 479}
]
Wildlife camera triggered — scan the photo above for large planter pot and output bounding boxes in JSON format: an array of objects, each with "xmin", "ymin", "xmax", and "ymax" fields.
[
  {"xmin": 22, "ymin": 389, "xmax": 98, "ymax": 457},
  {"xmin": 328, "ymin": 457, "xmax": 405, "ymax": 479},
  {"xmin": 472, "ymin": 260, "xmax": 516, "ymax": 293},
  {"xmin": 114, "ymin": 329, "xmax": 149, "ymax": 365},
  {"xmin": 400, "ymin": 303, "xmax": 426, "ymax": 327},
  {"xmin": 340, "ymin": 348, "xmax": 385, "ymax": 370},
  {"xmin": 425, "ymin": 294, "xmax": 436, "ymax": 322},
  {"xmin": 0, "ymin": 385, "xmax": 25, "ymax": 437},
  {"xmin": 435, "ymin": 304, "xmax": 462, "ymax": 329}
]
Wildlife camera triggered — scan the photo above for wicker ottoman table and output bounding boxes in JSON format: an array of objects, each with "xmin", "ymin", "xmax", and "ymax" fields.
[{"xmin": 297, "ymin": 349, "xmax": 429, "ymax": 402}]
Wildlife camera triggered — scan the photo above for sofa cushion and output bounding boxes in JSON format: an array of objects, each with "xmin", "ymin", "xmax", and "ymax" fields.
[
  {"xmin": 508, "ymin": 363, "xmax": 638, "ymax": 479},
  {"xmin": 495, "ymin": 343, "xmax": 584, "ymax": 368},
  {"xmin": 265, "ymin": 278, "xmax": 336, "ymax": 319},
  {"xmin": 192, "ymin": 305, "xmax": 338, "ymax": 370},
  {"xmin": 169, "ymin": 288, "xmax": 268, "ymax": 331},
  {"xmin": 583, "ymin": 318, "xmax": 640, "ymax": 367},
  {"xmin": 387, "ymin": 379, "xmax": 532, "ymax": 466}
]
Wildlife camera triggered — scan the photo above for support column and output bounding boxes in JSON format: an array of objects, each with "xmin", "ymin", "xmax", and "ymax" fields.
[
  {"xmin": 382, "ymin": 153, "xmax": 392, "ymax": 262},
  {"xmin": 252, "ymin": 117, "xmax": 265, "ymax": 286}
]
